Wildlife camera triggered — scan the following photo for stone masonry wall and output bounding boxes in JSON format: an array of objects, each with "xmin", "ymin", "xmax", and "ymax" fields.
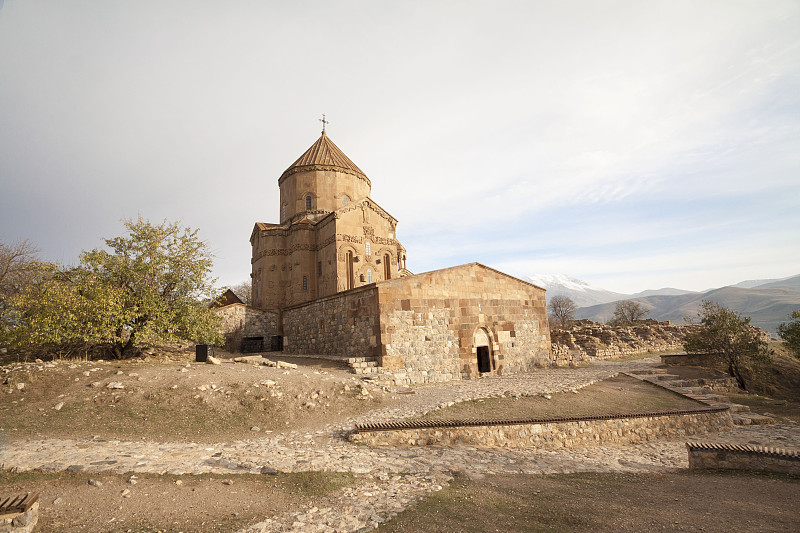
[
  {"xmin": 687, "ymin": 442, "xmax": 800, "ymax": 475},
  {"xmin": 376, "ymin": 263, "xmax": 551, "ymax": 380},
  {"xmin": 352, "ymin": 410, "xmax": 733, "ymax": 449},
  {"xmin": 213, "ymin": 304, "xmax": 279, "ymax": 351},
  {"xmin": 283, "ymin": 285, "xmax": 380, "ymax": 357}
]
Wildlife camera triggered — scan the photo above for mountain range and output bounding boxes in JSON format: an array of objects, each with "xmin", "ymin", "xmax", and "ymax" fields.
[{"xmin": 523, "ymin": 274, "xmax": 800, "ymax": 335}]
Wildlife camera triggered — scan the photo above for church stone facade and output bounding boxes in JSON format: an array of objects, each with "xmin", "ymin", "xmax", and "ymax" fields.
[
  {"xmin": 249, "ymin": 129, "xmax": 551, "ymax": 382},
  {"xmin": 250, "ymin": 131, "xmax": 408, "ymax": 311}
]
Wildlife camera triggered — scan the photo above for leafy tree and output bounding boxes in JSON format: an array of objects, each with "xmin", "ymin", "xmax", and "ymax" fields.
[
  {"xmin": 549, "ymin": 295, "xmax": 577, "ymax": 329},
  {"xmin": 230, "ymin": 279, "xmax": 253, "ymax": 306},
  {"xmin": 610, "ymin": 300, "xmax": 649, "ymax": 325},
  {"xmin": 0, "ymin": 238, "xmax": 40, "ymax": 331},
  {"xmin": 777, "ymin": 309, "xmax": 800, "ymax": 358},
  {"xmin": 4, "ymin": 218, "xmax": 222, "ymax": 358},
  {"xmin": 3, "ymin": 262, "xmax": 129, "ymax": 357},
  {"xmin": 683, "ymin": 300, "xmax": 771, "ymax": 390}
]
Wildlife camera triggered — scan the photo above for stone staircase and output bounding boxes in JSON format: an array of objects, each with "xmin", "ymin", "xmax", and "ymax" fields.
[
  {"xmin": 347, "ymin": 356, "xmax": 379, "ymax": 375},
  {"xmin": 628, "ymin": 369, "xmax": 776, "ymax": 426}
]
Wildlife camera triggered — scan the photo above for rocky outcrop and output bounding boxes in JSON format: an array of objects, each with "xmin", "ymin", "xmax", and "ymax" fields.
[{"xmin": 550, "ymin": 319, "xmax": 696, "ymax": 365}]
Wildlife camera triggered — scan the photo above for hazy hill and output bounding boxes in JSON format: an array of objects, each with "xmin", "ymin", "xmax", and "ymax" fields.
[
  {"xmin": 575, "ymin": 285, "xmax": 800, "ymax": 334},
  {"xmin": 525, "ymin": 272, "xmax": 800, "ymax": 335}
]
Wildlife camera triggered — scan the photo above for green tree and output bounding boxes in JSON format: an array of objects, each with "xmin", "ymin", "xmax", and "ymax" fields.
[
  {"xmin": 777, "ymin": 309, "xmax": 800, "ymax": 358},
  {"xmin": 549, "ymin": 295, "xmax": 577, "ymax": 329},
  {"xmin": 3, "ymin": 262, "xmax": 129, "ymax": 357},
  {"xmin": 610, "ymin": 300, "xmax": 649, "ymax": 325},
  {"xmin": 682, "ymin": 300, "xmax": 771, "ymax": 390},
  {"xmin": 4, "ymin": 218, "xmax": 222, "ymax": 358}
]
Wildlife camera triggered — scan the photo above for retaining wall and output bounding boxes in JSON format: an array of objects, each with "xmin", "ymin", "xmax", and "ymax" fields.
[
  {"xmin": 687, "ymin": 442, "xmax": 800, "ymax": 475},
  {"xmin": 352, "ymin": 409, "xmax": 733, "ymax": 449}
]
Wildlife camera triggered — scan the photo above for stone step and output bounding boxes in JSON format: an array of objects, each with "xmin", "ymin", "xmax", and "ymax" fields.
[
  {"xmin": 650, "ymin": 374, "xmax": 682, "ymax": 381},
  {"xmin": 347, "ymin": 357, "xmax": 379, "ymax": 374},
  {"xmin": 628, "ymin": 369, "xmax": 668, "ymax": 375},
  {"xmin": 725, "ymin": 403, "xmax": 752, "ymax": 413},
  {"xmin": 732, "ymin": 412, "xmax": 775, "ymax": 425},
  {"xmin": 346, "ymin": 357, "xmax": 373, "ymax": 363}
]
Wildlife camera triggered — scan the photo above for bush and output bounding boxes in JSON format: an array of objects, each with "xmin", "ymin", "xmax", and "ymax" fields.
[{"xmin": 778, "ymin": 310, "xmax": 800, "ymax": 358}]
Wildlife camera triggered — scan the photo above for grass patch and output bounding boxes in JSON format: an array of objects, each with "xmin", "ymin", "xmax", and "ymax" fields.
[
  {"xmin": 377, "ymin": 471, "xmax": 800, "ymax": 533},
  {"xmin": 414, "ymin": 375, "xmax": 704, "ymax": 423}
]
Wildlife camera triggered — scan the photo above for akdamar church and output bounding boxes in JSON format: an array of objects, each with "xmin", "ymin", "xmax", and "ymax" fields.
[{"xmin": 217, "ymin": 124, "xmax": 552, "ymax": 384}]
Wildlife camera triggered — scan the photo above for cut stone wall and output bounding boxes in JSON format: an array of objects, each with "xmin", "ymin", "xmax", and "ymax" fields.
[
  {"xmin": 282, "ymin": 285, "xmax": 380, "ymax": 357},
  {"xmin": 687, "ymin": 442, "xmax": 800, "ymax": 474},
  {"xmin": 351, "ymin": 410, "xmax": 733, "ymax": 449},
  {"xmin": 213, "ymin": 304, "xmax": 279, "ymax": 351},
  {"xmin": 376, "ymin": 263, "xmax": 551, "ymax": 380}
]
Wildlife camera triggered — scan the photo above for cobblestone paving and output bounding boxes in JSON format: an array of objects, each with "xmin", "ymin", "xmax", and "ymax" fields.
[{"xmin": 2, "ymin": 357, "xmax": 799, "ymax": 533}]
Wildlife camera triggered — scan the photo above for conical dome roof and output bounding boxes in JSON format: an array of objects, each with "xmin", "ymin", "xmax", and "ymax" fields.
[{"xmin": 279, "ymin": 131, "xmax": 367, "ymax": 183}]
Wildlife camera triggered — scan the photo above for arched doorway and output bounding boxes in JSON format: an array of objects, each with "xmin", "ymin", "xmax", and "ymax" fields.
[{"xmin": 474, "ymin": 328, "xmax": 493, "ymax": 373}]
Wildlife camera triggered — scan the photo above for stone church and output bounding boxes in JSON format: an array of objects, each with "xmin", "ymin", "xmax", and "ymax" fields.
[{"xmin": 229, "ymin": 127, "xmax": 552, "ymax": 383}]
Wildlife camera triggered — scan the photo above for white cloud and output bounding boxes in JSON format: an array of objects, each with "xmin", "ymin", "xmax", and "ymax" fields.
[{"xmin": 0, "ymin": 0, "xmax": 798, "ymax": 294}]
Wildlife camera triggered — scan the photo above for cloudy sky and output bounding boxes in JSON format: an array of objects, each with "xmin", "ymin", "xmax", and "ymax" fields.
[{"xmin": 1, "ymin": 0, "xmax": 798, "ymax": 294}]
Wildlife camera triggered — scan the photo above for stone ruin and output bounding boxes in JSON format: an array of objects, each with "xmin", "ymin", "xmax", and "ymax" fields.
[{"xmin": 549, "ymin": 319, "xmax": 698, "ymax": 365}]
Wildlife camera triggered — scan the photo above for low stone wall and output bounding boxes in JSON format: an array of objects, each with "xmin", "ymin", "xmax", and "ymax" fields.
[
  {"xmin": 213, "ymin": 304, "xmax": 279, "ymax": 351},
  {"xmin": 687, "ymin": 442, "xmax": 800, "ymax": 475},
  {"xmin": 352, "ymin": 409, "xmax": 733, "ymax": 449}
]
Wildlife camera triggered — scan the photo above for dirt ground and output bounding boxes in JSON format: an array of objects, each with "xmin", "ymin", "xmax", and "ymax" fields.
[
  {"xmin": 418, "ymin": 374, "xmax": 704, "ymax": 422},
  {"xmin": 377, "ymin": 470, "xmax": 800, "ymax": 533},
  {"xmin": 2, "ymin": 351, "xmax": 799, "ymax": 532},
  {"xmin": 0, "ymin": 351, "xmax": 392, "ymax": 443},
  {"xmin": 0, "ymin": 469, "xmax": 352, "ymax": 533}
]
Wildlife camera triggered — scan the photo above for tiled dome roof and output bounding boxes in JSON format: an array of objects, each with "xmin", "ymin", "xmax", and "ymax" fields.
[{"xmin": 279, "ymin": 131, "xmax": 366, "ymax": 182}]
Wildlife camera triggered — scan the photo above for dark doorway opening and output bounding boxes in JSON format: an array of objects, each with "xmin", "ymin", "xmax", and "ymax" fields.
[
  {"xmin": 270, "ymin": 335, "xmax": 284, "ymax": 352},
  {"xmin": 477, "ymin": 346, "xmax": 491, "ymax": 373},
  {"xmin": 241, "ymin": 336, "xmax": 264, "ymax": 353}
]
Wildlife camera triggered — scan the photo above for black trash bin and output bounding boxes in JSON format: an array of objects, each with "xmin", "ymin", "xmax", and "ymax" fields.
[{"xmin": 196, "ymin": 344, "xmax": 214, "ymax": 362}]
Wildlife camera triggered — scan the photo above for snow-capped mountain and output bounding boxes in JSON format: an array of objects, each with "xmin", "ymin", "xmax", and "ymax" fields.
[{"xmin": 522, "ymin": 274, "xmax": 627, "ymax": 307}]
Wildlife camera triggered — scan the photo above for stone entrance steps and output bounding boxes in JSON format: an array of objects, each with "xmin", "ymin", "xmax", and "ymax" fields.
[
  {"xmin": 630, "ymin": 369, "xmax": 776, "ymax": 426},
  {"xmin": 347, "ymin": 357, "xmax": 379, "ymax": 375}
]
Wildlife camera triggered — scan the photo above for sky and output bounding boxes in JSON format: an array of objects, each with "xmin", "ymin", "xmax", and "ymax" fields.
[{"xmin": 1, "ymin": 0, "xmax": 798, "ymax": 295}]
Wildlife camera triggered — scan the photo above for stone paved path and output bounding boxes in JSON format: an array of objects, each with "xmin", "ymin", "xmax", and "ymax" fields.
[{"xmin": 2, "ymin": 356, "xmax": 799, "ymax": 533}]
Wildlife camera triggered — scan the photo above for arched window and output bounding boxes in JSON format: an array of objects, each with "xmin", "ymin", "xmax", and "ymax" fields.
[
  {"xmin": 384, "ymin": 254, "xmax": 391, "ymax": 280},
  {"xmin": 365, "ymin": 241, "xmax": 371, "ymax": 256},
  {"xmin": 306, "ymin": 195, "xmax": 312, "ymax": 211},
  {"xmin": 342, "ymin": 197, "xmax": 349, "ymax": 206},
  {"xmin": 281, "ymin": 204, "xmax": 286, "ymax": 221},
  {"xmin": 302, "ymin": 275, "xmax": 308, "ymax": 291},
  {"xmin": 367, "ymin": 269, "xmax": 373, "ymax": 284}
]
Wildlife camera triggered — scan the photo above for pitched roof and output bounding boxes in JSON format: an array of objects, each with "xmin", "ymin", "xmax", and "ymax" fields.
[
  {"xmin": 209, "ymin": 289, "xmax": 244, "ymax": 308},
  {"xmin": 279, "ymin": 131, "xmax": 367, "ymax": 183}
]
